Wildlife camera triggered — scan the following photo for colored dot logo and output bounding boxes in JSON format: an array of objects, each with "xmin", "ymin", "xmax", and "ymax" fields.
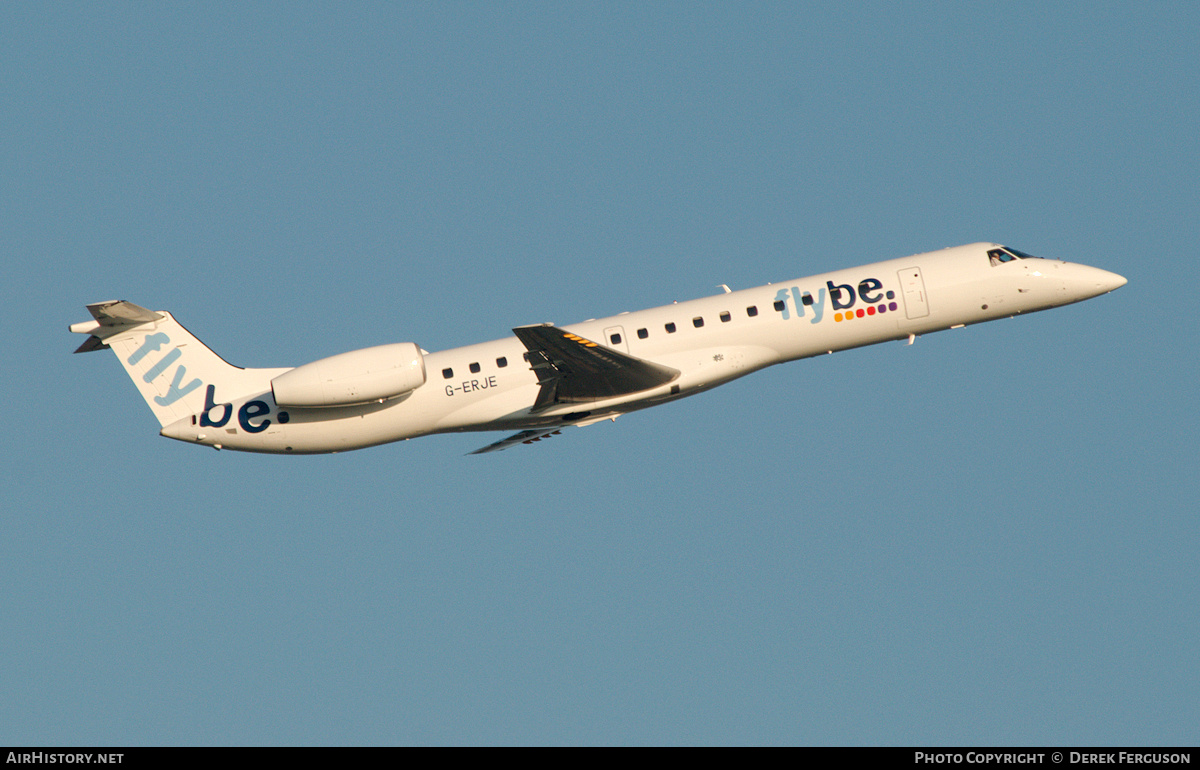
[{"xmin": 834, "ymin": 302, "xmax": 899, "ymax": 322}]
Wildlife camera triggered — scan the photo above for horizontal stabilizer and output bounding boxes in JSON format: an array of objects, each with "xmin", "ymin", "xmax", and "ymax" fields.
[
  {"xmin": 70, "ymin": 301, "xmax": 164, "ymax": 353},
  {"xmin": 87, "ymin": 300, "xmax": 162, "ymax": 326},
  {"xmin": 73, "ymin": 335, "xmax": 110, "ymax": 354}
]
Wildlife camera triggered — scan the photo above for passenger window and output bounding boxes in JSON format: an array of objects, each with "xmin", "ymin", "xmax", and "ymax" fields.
[
  {"xmin": 829, "ymin": 288, "xmax": 843, "ymax": 302},
  {"xmin": 693, "ymin": 317, "xmax": 704, "ymax": 328},
  {"xmin": 774, "ymin": 300, "xmax": 785, "ymax": 312},
  {"xmin": 469, "ymin": 362, "xmax": 480, "ymax": 374},
  {"xmin": 802, "ymin": 293, "xmax": 814, "ymax": 306},
  {"xmin": 746, "ymin": 306, "xmax": 758, "ymax": 317},
  {"xmin": 442, "ymin": 368, "xmax": 453, "ymax": 379},
  {"xmin": 720, "ymin": 311, "xmax": 731, "ymax": 322},
  {"xmin": 665, "ymin": 322, "xmax": 676, "ymax": 333},
  {"xmin": 496, "ymin": 357, "xmax": 507, "ymax": 368},
  {"xmin": 637, "ymin": 328, "xmax": 648, "ymax": 339},
  {"xmin": 609, "ymin": 333, "xmax": 622, "ymax": 345}
]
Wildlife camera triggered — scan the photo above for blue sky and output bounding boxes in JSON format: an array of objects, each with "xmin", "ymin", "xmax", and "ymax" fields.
[{"xmin": 2, "ymin": 2, "xmax": 1196, "ymax": 745}]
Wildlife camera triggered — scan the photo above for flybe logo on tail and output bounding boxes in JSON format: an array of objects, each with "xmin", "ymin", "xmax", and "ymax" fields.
[
  {"xmin": 774, "ymin": 278, "xmax": 899, "ymax": 324},
  {"xmin": 127, "ymin": 332, "xmax": 202, "ymax": 406},
  {"xmin": 127, "ymin": 330, "xmax": 281, "ymax": 435}
]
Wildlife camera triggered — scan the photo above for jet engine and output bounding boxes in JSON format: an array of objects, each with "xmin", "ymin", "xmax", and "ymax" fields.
[{"xmin": 271, "ymin": 342, "xmax": 426, "ymax": 408}]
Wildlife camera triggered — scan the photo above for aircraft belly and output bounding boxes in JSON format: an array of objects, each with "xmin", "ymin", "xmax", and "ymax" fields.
[{"xmin": 432, "ymin": 385, "xmax": 542, "ymax": 432}]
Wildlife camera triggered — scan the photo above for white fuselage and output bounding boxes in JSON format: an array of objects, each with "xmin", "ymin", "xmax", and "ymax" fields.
[{"xmin": 156, "ymin": 242, "xmax": 1125, "ymax": 453}]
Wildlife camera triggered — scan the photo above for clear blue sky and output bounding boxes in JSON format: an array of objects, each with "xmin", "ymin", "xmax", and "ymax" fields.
[{"xmin": 2, "ymin": 1, "xmax": 1196, "ymax": 745}]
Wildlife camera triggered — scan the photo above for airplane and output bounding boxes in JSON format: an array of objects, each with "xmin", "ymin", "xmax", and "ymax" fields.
[{"xmin": 70, "ymin": 242, "xmax": 1126, "ymax": 455}]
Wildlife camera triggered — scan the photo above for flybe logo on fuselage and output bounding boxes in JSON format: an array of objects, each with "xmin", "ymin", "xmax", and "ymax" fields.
[{"xmin": 773, "ymin": 278, "xmax": 899, "ymax": 324}]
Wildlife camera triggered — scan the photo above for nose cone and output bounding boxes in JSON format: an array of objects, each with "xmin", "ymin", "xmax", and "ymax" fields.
[
  {"xmin": 1091, "ymin": 267, "xmax": 1127, "ymax": 293},
  {"xmin": 1063, "ymin": 263, "xmax": 1127, "ymax": 302}
]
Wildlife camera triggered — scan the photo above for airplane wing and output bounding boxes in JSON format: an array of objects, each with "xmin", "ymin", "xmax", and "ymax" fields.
[
  {"xmin": 468, "ymin": 413, "xmax": 620, "ymax": 454},
  {"xmin": 512, "ymin": 324, "xmax": 680, "ymax": 412},
  {"xmin": 468, "ymin": 427, "xmax": 566, "ymax": 454}
]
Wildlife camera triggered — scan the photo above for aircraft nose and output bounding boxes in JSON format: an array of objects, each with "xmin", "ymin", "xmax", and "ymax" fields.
[
  {"xmin": 1046, "ymin": 262, "xmax": 1128, "ymax": 305},
  {"xmin": 1091, "ymin": 267, "xmax": 1127, "ymax": 293},
  {"xmin": 1063, "ymin": 263, "xmax": 1126, "ymax": 300}
]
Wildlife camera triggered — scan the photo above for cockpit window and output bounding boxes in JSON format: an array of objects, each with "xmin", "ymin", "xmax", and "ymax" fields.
[{"xmin": 988, "ymin": 246, "xmax": 1044, "ymax": 266}]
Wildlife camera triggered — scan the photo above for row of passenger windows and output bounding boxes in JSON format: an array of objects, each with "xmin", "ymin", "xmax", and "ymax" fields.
[
  {"xmin": 443, "ymin": 356, "xmax": 508, "ymax": 380},
  {"xmin": 610, "ymin": 303, "xmax": 776, "ymax": 345},
  {"xmin": 442, "ymin": 300, "xmax": 786, "ymax": 378}
]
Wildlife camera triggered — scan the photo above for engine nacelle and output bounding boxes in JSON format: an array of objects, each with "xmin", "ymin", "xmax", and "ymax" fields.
[{"xmin": 271, "ymin": 342, "xmax": 426, "ymax": 408}]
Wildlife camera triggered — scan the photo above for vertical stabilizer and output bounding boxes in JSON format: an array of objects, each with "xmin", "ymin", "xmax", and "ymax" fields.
[{"xmin": 70, "ymin": 301, "xmax": 284, "ymax": 427}]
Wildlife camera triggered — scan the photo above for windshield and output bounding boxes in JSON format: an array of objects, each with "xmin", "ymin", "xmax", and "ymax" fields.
[{"xmin": 988, "ymin": 245, "xmax": 1045, "ymax": 265}]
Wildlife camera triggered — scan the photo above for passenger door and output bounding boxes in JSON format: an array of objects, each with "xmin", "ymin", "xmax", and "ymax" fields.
[{"xmin": 897, "ymin": 267, "xmax": 930, "ymax": 319}]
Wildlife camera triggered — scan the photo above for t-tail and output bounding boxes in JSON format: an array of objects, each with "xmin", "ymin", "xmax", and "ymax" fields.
[{"xmin": 69, "ymin": 301, "xmax": 284, "ymax": 428}]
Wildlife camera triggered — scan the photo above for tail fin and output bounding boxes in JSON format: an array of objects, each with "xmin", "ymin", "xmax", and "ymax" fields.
[{"xmin": 70, "ymin": 301, "xmax": 283, "ymax": 427}]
